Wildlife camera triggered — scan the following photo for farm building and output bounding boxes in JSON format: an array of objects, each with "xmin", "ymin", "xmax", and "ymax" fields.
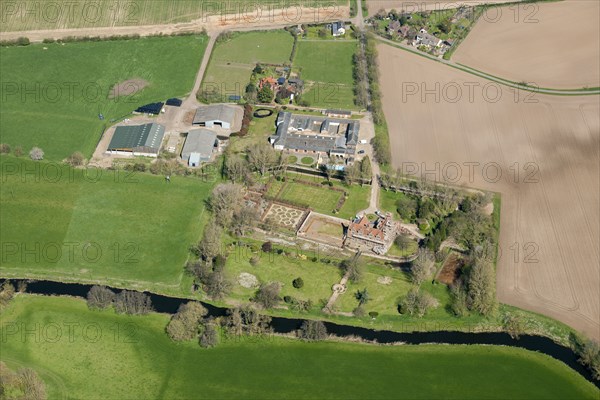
[
  {"xmin": 166, "ymin": 98, "xmax": 182, "ymax": 107},
  {"xmin": 107, "ymin": 123, "xmax": 165, "ymax": 157},
  {"xmin": 269, "ymin": 112, "xmax": 359, "ymax": 157},
  {"xmin": 332, "ymin": 21, "xmax": 346, "ymax": 37},
  {"xmin": 134, "ymin": 102, "xmax": 164, "ymax": 115},
  {"xmin": 181, "ymin": 128, "xmax": 217, "ymax": 167},
  {"xmin": 192, "ymin": 104, "xmax": 240, "ymax": 130},
  {"xmin": 324, "ymin": 109, "xmax": 352, "ymax": 119}
]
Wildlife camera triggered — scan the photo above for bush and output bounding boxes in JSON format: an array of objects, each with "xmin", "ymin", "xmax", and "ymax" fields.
[
  {"xmin": 0, "ymin": 143, "xmax": 10, "ymax": 153},
  {"xmin": 352, "ymin": 306, "xmax": 366, "ymax": 317},
  {"xmin": 292, "ymin": 277, "xmax": 304, "ymax": 289},
  {"xmin": 199, "ymin": 322, "xmax": 219, "ymax": 348},
  {"xmin": 0, "ymin": 281, "xmax": 16, "ymax": 307},
  {"xmin": 298, "ymin": 320, "xmax": 327, "ymax": 341},
  {"xmin": 249, "ymin": 256, "xmax": 260, "ymax": 266},
  {"xmin": 368, "ymin": 311, "xmax": 379, "ymax": 319},
  {"xmin": 114, "ymin": 290, "xmax": 152, "ymax": 315},
  {"xmin": 261, "ymin": 241, "xmax": 273, "ymax": 253},
  {"xmin": 167, "ymin": 301, "xmax": 208, "ymax": 341},
  {"xmin": 254, "ymin": 282, "xmax": 281, "ymax": 309},
  {"xmin": 283, "ymin": 295, "xmax": 294, "ymax": 304},
  {"xmin": 66, "ymin": 151, "xmax": 85, "ymax": 167},
  {"xmin": 13, "ymin": 146, "xmax": 23, "ymax": 157},
  {"xmin": 86, "ymin": 286, "xmax": 115, "ymax": 310},
  {"xmin": 29, "ymin": 147, "xmax": 44, "ymax": 160}
]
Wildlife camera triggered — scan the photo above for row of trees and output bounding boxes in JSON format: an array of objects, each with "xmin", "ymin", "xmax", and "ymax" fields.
[
  {"xmin": 1, "ymin": 143, "xmax": 88, "ymax": 167},
  {"xmin": 86, "ymin": 286, "xmax": 153, "ymax": 315}
]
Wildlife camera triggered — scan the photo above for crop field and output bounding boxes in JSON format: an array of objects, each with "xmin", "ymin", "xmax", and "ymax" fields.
[
  {"xmin": 294, "ymin": 40, "xmax": 358, "ymax": 109},
  {"xmin": 0, "ymin": 35, "xmax": 207, "ymax": 160},
  {"xmin": 1, "ymin": 295, "xmax": 597, "ymax": 399},
  {"xmin": 378, "ymin": 43, "xmax": 600, "ymax": 339},
  {"xmin": 453, "ymin": 1, "xmax": 600, "ymax": 89},
  {"xmin": 0, "ymin": 156, "xmax": 213, "ymax": 291},
  {"xmin": 0, "ymin": 0, "xmax": 348, "ymax": 32}
]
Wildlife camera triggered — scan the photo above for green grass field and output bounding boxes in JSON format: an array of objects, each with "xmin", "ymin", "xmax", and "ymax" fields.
[
  {"xmin": 0, "ymin": 156, "xmax": 213, "ymax": 292},
  {"xmin": 0, "ymin": 35, "xmax": 207, "ymax": 160},
  {"xmin": 202, "ymin": 31, "xmax": 294, "ymax": 101},
  {"xmin": 1, "ymin": 295, "xmax": 597, "ymax": 399},
  {"xmin": 294, "ymin": 40, "xmax": 358, "ymax": 109},
  {"xmin": 0, "ymin": 1, "xmax": 348, "ymax": 32}
]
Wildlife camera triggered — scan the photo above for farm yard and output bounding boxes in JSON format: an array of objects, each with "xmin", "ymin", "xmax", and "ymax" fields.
[
  {"xmin": 378, "ymin": 43, "xmax": 600, "ymax": 340},
  {"xmin": 2, "ymin": 295, "xmax": 597, "ymax": 400},
  {"xmin": 453, "ymin": 1, "xmax": 600, "ymax": 89},
  {"xmin": 0, "ymin": 35, "xmax": 207, "ymax": 160},
  {"xmin": 0, "ymin": 156, "xmax": 213, "ymax": 292},
  {"xmin": 294, "ymin": 40, "xmax": 359, "ymax": 109}
]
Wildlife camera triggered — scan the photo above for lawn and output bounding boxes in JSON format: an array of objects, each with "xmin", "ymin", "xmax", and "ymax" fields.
[
  {"xmin": 0, "ymin": 35, "xmax": 208, "ymax": 160},
  {"xmin": 228, "ymin": 111, "xmax": 278, "ymax": 153},
  {"xmin": 225, "ymin": 240, "xmax": 341, "ymax": 305},
  {"xmin": 0, "ymin": 156, "xmax": 214, "ymax": 292},
  {"xmin": 268, "ymin": 173, "xmax": 370, "ymax": 219},
  {"xmin": 1, "ymin": 295, "xmax": 597, "ymax": 400},
  {"xmin": 0, "ymin": 1, "xmax": 347, "ymax": 31},
  {"xmin": 294, "ymin": 40, "xmax": 359, "ymax": 109}
]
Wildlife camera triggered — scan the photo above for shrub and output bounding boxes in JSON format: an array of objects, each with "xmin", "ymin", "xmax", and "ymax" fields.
[
  {"xmin": 0, "ymin": 143, "xmax": 10, "ymax": 153},
  {"xmin": 13, "ymin": 146, "xmax": 23, "ymax": 157},
  {"xmin": 352, "ymin": 306, "xmax": 366, "ymax": 317},
  {"xmin": 0, "ymin": 281, "xmax": 16, "ymax": 307},
  {"xmin": 86, "ymin": 286, "xmax": 115, "ymax": 310},
  {"xmin": 292, "ymin": 277, "xmax": 304, "ymax": 289},
  {"xmin": 283, "ymin": 295, "xmax": 294, "ymax": 304},
  {"xmin": 29, "ymin": 147, "xmax": 44, "ymax": 160},
  {"xmin": 368, "ymin": 311, "xmax": 379, "ymax": 319},
  {"xmin": 254, "ymin": 282, "xmax": 281, "ymax": 309},
  {"xmin": 114, "ymin": 290, "xmax": 152, "ymax": 315},
  {"xmin": 199, "ymin": 322, "xmax": 219, "ymax": 348},
  {"xmin": 66, "ymin": 151, "xmax": 85, "ymax": 167},
  {"xmin": 298, "ymin": 320, "xmax": 327, "ymax": 341},
  {"xmin": 261, "ymin": 241, "xmax": 273, "ymax": 253},
  {"xmin": 167, "ymin": 301, "xmax": 208, "ymax": 341},
  {"xmin": 249, "ymin": 256, "xmax": 260, "ymax": 266}
]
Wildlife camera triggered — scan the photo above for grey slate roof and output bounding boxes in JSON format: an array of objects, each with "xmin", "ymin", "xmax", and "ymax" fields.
[
  {"xmin": 271, "ymin": 112, "xmax": 359, "ymax": 155},
  {"xmin": 181, "ymin": 129, "xmax": 217, "ymax": 161},
  {"xmin": 108, "ymin": 123, "xmax": 165, "ymax": 153},
  {"xmin": 193, "ymin": 104, "xmax": 237, "ymax": 125}
]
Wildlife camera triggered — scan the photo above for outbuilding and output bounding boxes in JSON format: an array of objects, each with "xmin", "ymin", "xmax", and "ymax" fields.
[
  {"xmin": 192, "ymin": 104, "xmax": 238, "ymax": 129},
  {"xmin": 181, "ymin": 128, "xmax": 217, "ymax": 166},
  {"xmin": 107, "ymin": 123, "xmax": 165, "ymax": 157}
]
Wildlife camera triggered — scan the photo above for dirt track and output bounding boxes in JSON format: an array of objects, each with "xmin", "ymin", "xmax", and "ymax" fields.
[
  {"xmin": 454, "ymin": 1, "xmax": 600, "ymax": 89},
  {"xmin": 378, "ymin": 43, "xmax": 600, "ymax": 339}
]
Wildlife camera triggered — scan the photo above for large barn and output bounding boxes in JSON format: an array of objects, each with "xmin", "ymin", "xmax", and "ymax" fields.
[
  {"xmin": 192, "ymin": 104, "xmax": 240, "ymax": 130},
  {"xmin": 107, "ymin": 123, "xmax": 165, "ymax": 157},
  {"xmin": 181, "ymin": 129, "xmax": 217, "ymax": 167}
]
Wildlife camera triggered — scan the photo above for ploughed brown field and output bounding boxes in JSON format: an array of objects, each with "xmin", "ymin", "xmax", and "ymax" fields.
[
  {"xmin": 378, "ymin": 43, "xmax": 600, "ymax": 339},
  {"xmin": 453, "ymin": 0, "xmax": 600, "ymax": 89}
]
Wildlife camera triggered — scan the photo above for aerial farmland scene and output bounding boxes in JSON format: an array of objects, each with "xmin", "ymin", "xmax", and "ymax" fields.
[{"xmin": 0, "ymin": 0, "xmax": 598, "ymax": 399}]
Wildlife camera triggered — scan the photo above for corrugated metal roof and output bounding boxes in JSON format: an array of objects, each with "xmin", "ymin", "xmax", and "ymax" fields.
[
  {"xmin": 193, "ymin": 104, "xmax": 237, "ymax": 124},
  {"xmin": 181, "ymin": 128, "xmax": 217, "ymax": 161},
  {"xmin": 108, "ymin": 123, "xmax": 165, "ymax": 153}
]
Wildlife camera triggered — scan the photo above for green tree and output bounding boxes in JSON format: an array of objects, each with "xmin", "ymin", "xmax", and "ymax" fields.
[
  {"xmin": 257, "ymin": 85, "xmax": 274, "ymax": 103},
  {"xmin": 355, "ymin": 288, "xmax": 370, "ymax": 306}
]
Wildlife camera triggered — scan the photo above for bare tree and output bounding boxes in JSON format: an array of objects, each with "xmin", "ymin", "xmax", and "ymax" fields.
[
  {"xmin": 298, "ymin": 320, "xmax": 327, "ymax": 341},
  {"xmin": 114, "ymin": 290, "xmax": 153, "ymax": 315},
  {"xmin": 198, "ymin": 221, "xmax": 222, "ymax": 262},
  {"xmin": 410, "ymin": 248, "xmax": 435, "ymax": 285},
  {"xmin": 0, "ymin": 143, "xmax": 10, "ymax": 153},
  {"xmin": 209, "ymin": 183, "xmax": 244, "ymax": 228},
  {"xmin": 231, "ymin": 205, "xmax": 259, "ymax": 236},
  {"xmin": 86, "ymin": 286, "xmax": 115, "ymax": 310},
  {"xmin": 254, "ymin": 282, "xmax": 281, "ymax": 309},
  {"xmin": 340, "ymin": 257, "xmax": 363, "ymax": 283},
  {"xmin": 360, "ymin": 156, "xmax": 372, "ymax": 182},
  {"xmin": 247, "ymin": 142, "xmax": 275, "ymax": 175},
  {"xmin": 399, "ymin": 288, "xmax": 439, "ymax": 317},
  {"xmin": 344, "ymin": 163, "xmax": 360, "ymax": 185},
  {"xmin": 29, "ymin": 147, "xmax": 44, "ymax": 160},
  {"xmin": 166, "ymin": 301, "xmax": 208, "ymax": 341},
  {"xmin": 224, "ymin": 305, "xmax": 272, "ymax": 336},
  {"xmin": 467, "ymin": 260, "xmax": 496, "ymax": 316},
  {"xmin": 66, "ymin": 151, "xmax": 85, "ymax": 167},
  {"xmin": 0, "ymin": 281, "xmax": 15, "ymax": 307},
  {"xmin": 199, "ymin": 321, "xmax": 219, "ymax": 348},
  {"xmin": 204, "ymin": 271, "xmax": 232, "ymax": 300},
  {"xmin": 225, "ymin": 154, "xmax": 248, "ymax": 182}
]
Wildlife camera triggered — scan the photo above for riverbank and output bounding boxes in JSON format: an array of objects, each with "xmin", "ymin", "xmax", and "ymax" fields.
[
  {"xmin": 1, "ymin": 295, "xmax": 597, "ymax": 399},
  {"xmin": 2, "ymin": 279, "xmax": 599, "ymax": 387}
]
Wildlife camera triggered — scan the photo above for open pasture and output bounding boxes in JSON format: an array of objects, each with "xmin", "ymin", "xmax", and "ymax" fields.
[
  {"xmin": 1, "ymin": 295, "xmax": 597, "ymax": 399},
  {"xmin": 378, "ymin": 42, "xmax": 600, "ymax": 339},
  {"xmin": 0, "ymin": 35, "xmax": 207, "ymax": 160},
  {"xmin": 0, "ymin": 156, "xmax": 213, "ymax": 290}
]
